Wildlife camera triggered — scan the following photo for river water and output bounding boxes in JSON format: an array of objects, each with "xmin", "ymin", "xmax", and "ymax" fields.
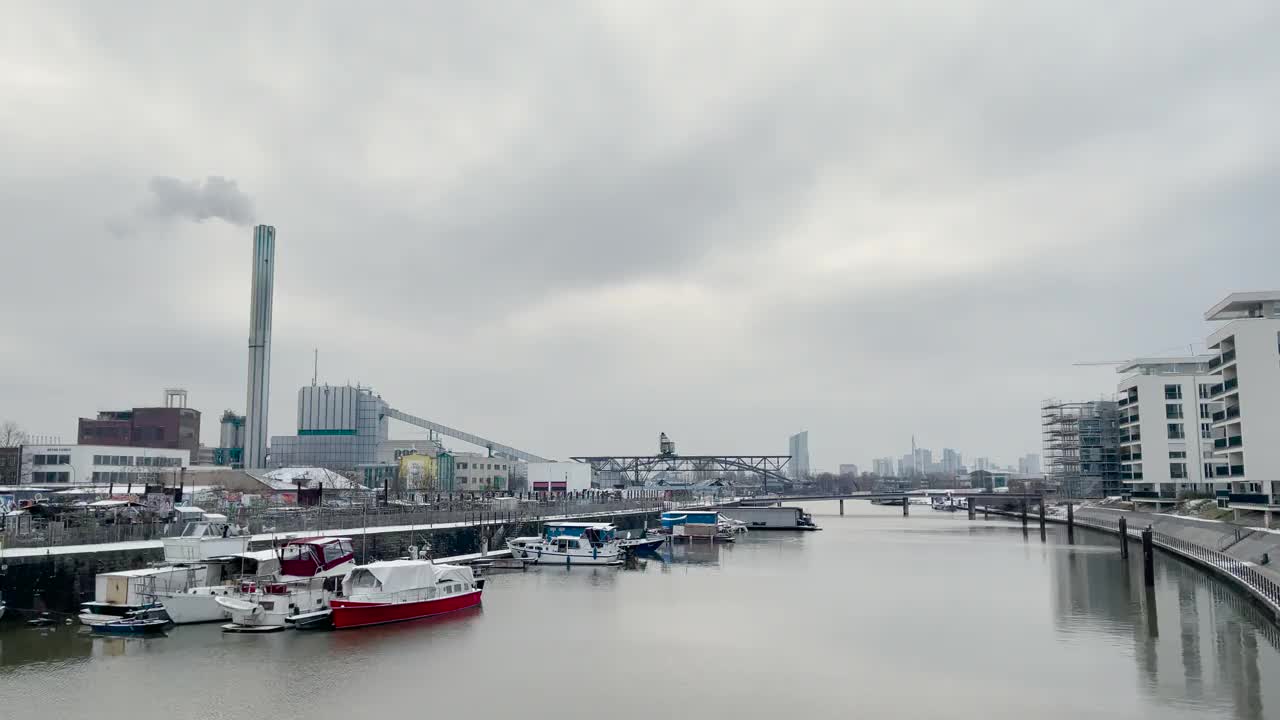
[{"xmin": 2, "ymin": 501, "xmax": 1279, "ymax": 720}]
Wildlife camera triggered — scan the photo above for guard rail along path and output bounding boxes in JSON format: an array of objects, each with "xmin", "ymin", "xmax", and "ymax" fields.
[{"xmin": 0, "ymin": 492, "xmax": 688, "ymax": 551}]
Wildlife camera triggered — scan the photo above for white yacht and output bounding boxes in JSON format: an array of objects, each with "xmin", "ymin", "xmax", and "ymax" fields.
[
  {"xmin": 154, "ymin": 550, "xmax": 280, "ymax": 624},
  {"xmin": 508, "ymin": 522, "xmax": 623, "ymax": 566},
  {"xmin": 217, "ymin": 537, "xmax": 356, "ymax": 632}
]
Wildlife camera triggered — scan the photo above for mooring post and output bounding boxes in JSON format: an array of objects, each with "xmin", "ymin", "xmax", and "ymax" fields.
[
  {"xmin": 1142, "ymin": 525, "xmax": 1155, "ymax": 586},
  {"xmin": 1021, "ymin": 499, "xmax": 1028, "ymax": 528},
  {"xmin": 983, "ymin": 504, "xmax": 989, "ymax": 520},
  {"xmin": 903, "ymin": 498, "xmax": 909, "ymax": 517},
  {"xmin": 1119, "ymin": 516, "xmax": 1129, "ymax": 558},
  {"xmin": 1066, "ymin": 502, "xmax": 1075, "ymax": 544},
  {"xmin": 1038, "ymin": 501, "xmax": 1046, "ymax": 531},
  {"xmin": 968, "ymin": 498, "xmax": 976, "ymax": 521},
  {"xmin": 839, "ymin": 499, "xmax": 845, "ymax": 516}
]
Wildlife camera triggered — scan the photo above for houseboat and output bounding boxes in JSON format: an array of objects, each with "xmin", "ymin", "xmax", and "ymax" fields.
[
  {"xmin": 659, "ymin": 510, "xmax": 744, "ymax": 541},
  {"xmin": 716, "ymin": 505, "xmax": 818, "ymax": 530},
  {"xmin": 329, "ymin": 559, "xmax": 482, "ymax": 629},
  {"xmin": 507, "ymin": 522, "xmax": 623, "ymax": 565}
]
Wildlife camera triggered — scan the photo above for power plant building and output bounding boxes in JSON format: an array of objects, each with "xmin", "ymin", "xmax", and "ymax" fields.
[{"xmin": 269, "ymin": 384, "xmax": 389, "ymax": 470}]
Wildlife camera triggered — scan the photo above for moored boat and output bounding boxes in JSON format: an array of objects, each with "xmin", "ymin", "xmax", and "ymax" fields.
[
  {"xmin": 218, "ymin": 537, "xmax": 355, "ymax": 632},
  {"xmin": 329, "ymin": 560, "xmax": 482, "ymax": 629},
  {"xmin": 507, "ymin": 522, "xmax": 623, "ymax": 565},
  {"xmin": 155, "ymin": 550, "xmax": 281, "ymax": 624}
]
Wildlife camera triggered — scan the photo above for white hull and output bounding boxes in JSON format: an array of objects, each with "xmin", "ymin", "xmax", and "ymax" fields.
[
  {"xmin": 157, "ymin": 587, "xmax": 235, "ymax": 624},
  {"xmin": 217, "ymin": 585, "xmax": 333, "ymax": 631},
  {"xmin": 508, "ymin": 540, "xmax": 622, "ymax": 565}
]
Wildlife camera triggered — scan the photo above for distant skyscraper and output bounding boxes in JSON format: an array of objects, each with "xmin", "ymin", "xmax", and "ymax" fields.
[
  {"xmin": 941, "ymin": 448, "xmax": 962, "ymax": 475},
  {"xmin": 873, "ymin": 458, "xmax": 895, "ymax": 477},
  {"xmin": 1018, "ymin": 453, "xmax": 1042, "ymax": 475},
  {"xmin": 838, "ymin": 463, "xmax": 859, "ymax": 477},
  {"xmin": 244, "ymin": 224, "xmax": 275, "ymax": 469},
  {"xmin": 788, "ymin": 431, "xmax": 810, "ymax": 480}
]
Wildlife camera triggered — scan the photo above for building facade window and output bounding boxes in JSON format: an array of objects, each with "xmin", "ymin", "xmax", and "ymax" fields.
[
  {"xmin": 1167, "ymin": 423, "xmax": 1185, "ymax": 440},
  {"xmin": 1169, "ymin": 450, "xmax": 1187, "ymax": 459},
  {"xmin": 1199, "ymin": 384, "xmax": 1211, "ymax": 399},
  {"xmin": 1165, "ymin": 384, "xmax": 1182, "ymax": 400},
  {"xmin": 1200, "ymin": 403, "xmax": 1211, "ymax": 419},
  {"xmin": 1166, "ymin": 404, "xmax": 1183, "ymax": 419},
  {"xmin": 1201, "ymin": 423, "xmax": 1212, "ymax": 439},
  {"xmin": 1170, "ymin": 463, "xmax": 1188, "ymax": 479}
]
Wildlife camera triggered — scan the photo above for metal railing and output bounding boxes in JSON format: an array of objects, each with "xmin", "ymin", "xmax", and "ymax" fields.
[
  {"xmin": 0, "ymin": 493, "xmax": 709, "ymax": 550},
  {"xmin": 1073, "ymin": 515, "xmax": 1280, "ymax": 611}
]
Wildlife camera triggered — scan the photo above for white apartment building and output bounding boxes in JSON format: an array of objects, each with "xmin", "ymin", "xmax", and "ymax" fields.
[
  {"xmin": 20, "ymin": 444, "xmax": 190, "ymax": 485},
  {"xmin": 452, "ymin": 452, "xmax": 513, "ymax": 493},
  {"xmin": 1204, "ymin": 292, "xmax": 1280, "ymax": 518},
  {"xmin": 1115, "ymin": 358, "xmax": 1224, "ymax": 507}
]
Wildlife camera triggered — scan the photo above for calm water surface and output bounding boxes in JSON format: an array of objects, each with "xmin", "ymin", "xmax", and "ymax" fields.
[{"xmin": 3, "ymin": 501, "xmax": 1279, "ymax": 719}]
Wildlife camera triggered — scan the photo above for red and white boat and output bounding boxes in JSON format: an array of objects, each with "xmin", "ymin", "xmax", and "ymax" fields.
[{"xmin": 329, "ymin": 559, "xmax": 483, "ymax": 630}]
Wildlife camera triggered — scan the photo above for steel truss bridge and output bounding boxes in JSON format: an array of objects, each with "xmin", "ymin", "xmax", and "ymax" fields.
[{"xmin": 569, "ymin": 455, "xmax": 794, "ymax": 489}]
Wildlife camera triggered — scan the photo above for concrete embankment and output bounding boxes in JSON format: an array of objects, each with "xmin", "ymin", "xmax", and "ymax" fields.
[{"xmin": 0, "ymin": 509, "xmax": 659, "ymax": 615}]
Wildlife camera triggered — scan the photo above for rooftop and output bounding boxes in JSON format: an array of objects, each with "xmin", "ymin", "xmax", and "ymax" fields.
[
  {"xmin": 1115, "ymin": 355, "xmax": 1214, "ymax": 374},
  {"xmin": 1204, "ymin": 291, "xmax": 1280, "ymax": 321}
]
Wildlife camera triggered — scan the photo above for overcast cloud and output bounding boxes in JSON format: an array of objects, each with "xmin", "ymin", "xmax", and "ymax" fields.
[{"xmin": 2, "ymin": 1, "xmax": 1278, "ymax": 471}]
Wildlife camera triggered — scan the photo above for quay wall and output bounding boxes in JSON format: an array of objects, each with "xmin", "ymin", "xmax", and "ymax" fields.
[
  {"xmin": 0, "ymin": 512, "xmax": 657, "ymax": 616},
  {"xmin": 977, "ymin": 503, "xmax": 1280, "ymax": 621}
]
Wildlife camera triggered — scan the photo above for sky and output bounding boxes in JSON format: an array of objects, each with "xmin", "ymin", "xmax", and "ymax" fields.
[{"xmin": 2, "ymin": 2, "xmax": 1278, "ymax": 472}]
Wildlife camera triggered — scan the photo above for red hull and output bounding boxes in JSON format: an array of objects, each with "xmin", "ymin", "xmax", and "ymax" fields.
[{"xmin": 329, "ymin": 590, "xmax": 482, "ymax": 629}]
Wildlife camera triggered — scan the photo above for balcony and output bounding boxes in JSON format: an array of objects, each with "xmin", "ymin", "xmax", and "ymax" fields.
[
  {"xmin": 1119, "ymin": 414, "xmax": 1139, "ymax": 426},
  {"xmin": 1208, "ymin": 349, "xmax": 1235, "ymax": 369},
  {"xmin": 1212, "ymin": 406, "xmax": 1241, "ymax": 424},
  {"xmin": 1132, "ymin": 490, "xmax": 1175, "ymax": 499},
  {"xmin": 1118, "ymin": 397, "xmax": 1131, "ymax": 408},
  {"xmin": 1227, "ymin": 493, "xmax": 1273, "ymax": 506},
  {"xmin": 1230, "ymin": 465, "xmax": 1246, "ymax": 477},
  {"xmin": 1213, "ymin": 436, "xmax": 1244, "ymax": 450},
  {"xmin": 1216, "ymin": 489, "xmax": 1230, "ymax": 498},
  {"xmin": 1224, "ymin": 377, "xmax": 1238, "ymax": 393},
  {"xmin": 1120, "ymin": 472, "xmax": 1145, "ymax": 480}
]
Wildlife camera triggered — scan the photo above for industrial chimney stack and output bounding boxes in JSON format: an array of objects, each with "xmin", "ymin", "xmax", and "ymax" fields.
[{"xmin": 243, "ymin": 224, "xmax": 275, "ymax": 469}]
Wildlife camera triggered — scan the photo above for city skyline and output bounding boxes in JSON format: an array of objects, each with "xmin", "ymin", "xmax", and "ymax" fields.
[{"xmin": 2, "ymin": 4, "xmax": 1278, "ymax": 473}]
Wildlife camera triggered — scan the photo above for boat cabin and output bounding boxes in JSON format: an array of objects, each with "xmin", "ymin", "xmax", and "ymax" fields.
[
  {"xmin": 162, "ymin": 513, "xmax": 249, "ymax": 562},
  {"xmin": 542, "ymin": 522, "xmax": 617, "ymax": 547},
  {"xmin": 660, "ymin": 510, "xmax": 721, "ymax": 529},
  {"xmin": 279, "ymin": 537, "xmax": 356, "ymax": 578}
]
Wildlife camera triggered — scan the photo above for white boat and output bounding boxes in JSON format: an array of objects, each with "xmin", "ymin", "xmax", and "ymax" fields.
[
  {"xmin": 218, "ymin": 537, "xmax": 356, "ymax": 632},
  {"xmin": 161, "ymin": 512, "xmax": 250, "ymax": 562},
  {"xmin": 80, "ymin": 511, "xmax": 251, "ymax": 625},
  {"xmin": 154, "ymin": 550, "xmax": 281, "ymax": 624},
  {"xmin": 507, "ymin": 522, "xmax": 623, "ymax": 565},
  {"xmin": 659, "ymin": 510, "xmax": 744, "ymax": 541}
]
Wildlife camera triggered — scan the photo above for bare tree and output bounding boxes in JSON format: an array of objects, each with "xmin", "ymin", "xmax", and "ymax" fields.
[{"xmin": 1, "ymin": 420, "xmax": 26, "ymax": 447}]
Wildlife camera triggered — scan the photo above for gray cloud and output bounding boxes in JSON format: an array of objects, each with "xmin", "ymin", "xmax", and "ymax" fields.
[
  {"xmin": 143, "ymin": 176, "xmax": 255, "ymax": 226},
  {"xmin": 2, "ymin": 2, "xmax": 1279, "ymax": 471}
]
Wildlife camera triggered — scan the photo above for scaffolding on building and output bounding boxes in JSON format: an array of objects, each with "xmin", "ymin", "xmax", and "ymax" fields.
[{"xmin": 1042, "ymin": 398, "xmax": 1121, "ymax": 499}]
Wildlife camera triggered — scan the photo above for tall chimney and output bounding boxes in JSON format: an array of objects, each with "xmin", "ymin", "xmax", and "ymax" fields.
[{"xmin": 244, "ymin": 224, "xmax": 275, "ymax": 469}]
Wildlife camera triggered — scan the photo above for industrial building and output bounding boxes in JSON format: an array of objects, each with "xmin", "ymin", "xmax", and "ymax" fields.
[
  {"xmin": 1204, "ymin": 292, "xmax": 1280, "ymax": 516},
  {"xmin": 76, "ymin": 389, "xmax": 201, "ymax": 458},
  {"xmin": 1115, "ymin": 357, "xmax": 1224, "ymax": 507},
  {"xmin": 451, "ymin": 452, "xmax": 514, "ymax": 492},
  {"xmin": 214, "ymin": 410, "xmax": 245, "ymax": 467},
  {"xmin": 269, "ymin": 384, "xmax": 389, "ymax": 470},
  {"xmin": 19, "ymin": 443, "xmax": 189, "ymax": 485},
  {"xmin": 528, "ymin": 461, "xmax": 593, "ymax": 493},
  {"xmin": 1041, "ymin": 399, "xmax": 1121, "ymax": 498}
]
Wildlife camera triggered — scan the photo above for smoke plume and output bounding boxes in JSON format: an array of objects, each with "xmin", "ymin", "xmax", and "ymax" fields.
[{"xmin": 143, "ymin": 175, "xmax": 256, "ymax": 226}]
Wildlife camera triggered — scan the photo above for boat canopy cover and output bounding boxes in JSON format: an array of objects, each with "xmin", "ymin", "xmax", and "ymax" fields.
[{"xmin": 343, "ymin": 561, "xmax": 474, "ymax": 595}]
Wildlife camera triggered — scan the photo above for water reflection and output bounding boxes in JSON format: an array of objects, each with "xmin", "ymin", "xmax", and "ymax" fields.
[{"xmin": 1050, "ymin": 529, "xmax": 1279, "ymax": 719}]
